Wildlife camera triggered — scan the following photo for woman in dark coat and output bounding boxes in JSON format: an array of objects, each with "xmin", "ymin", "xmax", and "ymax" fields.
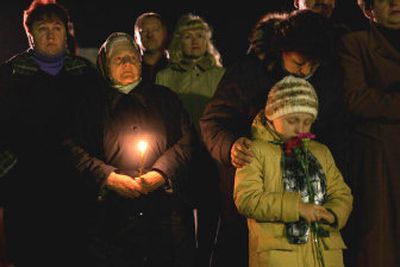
[
  {"xmin": 338, "ymin": 1, "xmax": 400, "ymax": 266},
  {"xmin": 66, "ymin": 32, "xmax": 198, "ymax": 267},
  {"xmin": 0, "ymin": 2, "xmax": 102, "ymax": 266}
]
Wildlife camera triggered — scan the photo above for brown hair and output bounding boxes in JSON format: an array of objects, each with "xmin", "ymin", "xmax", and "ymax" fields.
[{"xmin": 23, "ymin": 1, "xmax": 70, "ymax": 35}]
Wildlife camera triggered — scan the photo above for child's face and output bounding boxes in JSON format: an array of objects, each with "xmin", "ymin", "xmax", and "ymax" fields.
[{"xmin": 272, "ymin": 112, "xmax": 315, "ymax": 141}]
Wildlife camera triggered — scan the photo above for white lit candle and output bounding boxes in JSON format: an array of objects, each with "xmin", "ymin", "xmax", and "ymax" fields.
[{"xmin": 138, "ymin": 140, "xmax": 148, "ymax": 176}]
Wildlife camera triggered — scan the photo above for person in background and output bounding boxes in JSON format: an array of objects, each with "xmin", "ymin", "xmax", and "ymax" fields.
[
  {"xmin": 65, "ymin": 32, "xmax": 198, "ymax": 267},
  {"xmin": 294, "ymin": 0, "xmax": 336, "ymax": 18},
  {"xmin": 294, "ymin": 0, "xmax": 352, "ymax": 56},
  {"xmin": 338, "ymin": 0, "xmax": 400, "ymax": 266},
  {"xmin": 31, "ymin": 0, "xmax": 80, "ymax": 55},
  {"xmin": 134, "ymin": 12, "xmax": 169, "ymax": 84},
  {"xmin": 200, "ymin": 10, "xmax": 347, "ymax": 267},
  {"xmin": 234, "ymin": 75, "xmax": 352, "ymax": 267},
  {"xmin": 0, "ymin": 1, "xmax": 101, "ymax": 266},
  {"xmin": 156, "ymin": 13, "xmax": 225, "ymax": 267}
]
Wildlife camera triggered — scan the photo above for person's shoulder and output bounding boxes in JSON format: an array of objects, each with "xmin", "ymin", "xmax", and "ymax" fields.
[
  {"xmin": 157, "ymin": 66, "xmax": 174, "ymax": 75},
  {"xmin": 340, "ymin": 29, "xmax": 369, "ymax": 45},
  {"xmin": 252, "ymin": 138, "xmax": 275, "ymax": 149},
  {"xmin": 155, "ymin": 66, "xmax": 176, "ymax": 81},
  {"xmin": 209, "ymin": 65, "xmax": 226, "ymax": 74},
  {"xmin": 3, "ymin": 50, "xmax": 30, "ymax": 64},
  {"xmin": 64, "ymin": 54, "xmax": 97, "ymax": 75},
  {"xmin": 1, "ymin": 50, "xmax": 38, "ymax": 76},
  {"xmin": 65, "ymin": 54, "xmax": 95, "ymax": 66},
  {"xmin": 251, "ymin": 138, "xmax": 281, "ymax": 164},
  {"xmin": 227, "ymin": 53, "xmax": 261, "ymax": 70},
  {"xmin": 331, "ymin": 22, "xmax": 353, "ymax": 41},
  {"xmin": 337, "ymin": 28, "xmax": 371, "ymax": 56},
  {"xmin": 309, "ymin": 140, "xmax": 333, "ymax": 157},
  {"xmin": 344, "ymin": 29, "xmax": 368, "ymax": 38},
  {"xmin": 141, "ymin": 82, "xmax": 176, "ymax": 96},
  {"xmin": 141, "ymin": 82, "xmax": 183, "ymax": 107},
  {"xmin": 0, "ymin": 56, "xmax": 15, "ymax": 73},
  {"xmin": 220, "ymin": 53, "xmax": 263, "ymax": 83},
  {"xmin": 155, "ymin": 83, "xmax": 179, "ymax": 98},
  {"xmin": 333, "ymin": 22, "xmax": 352, "ymax": 35}
]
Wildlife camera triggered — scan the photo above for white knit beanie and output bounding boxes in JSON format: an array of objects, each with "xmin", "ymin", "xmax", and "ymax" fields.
[{"xmin": 265, "ymin": 75, "xmax": 318, "ymax": 121}]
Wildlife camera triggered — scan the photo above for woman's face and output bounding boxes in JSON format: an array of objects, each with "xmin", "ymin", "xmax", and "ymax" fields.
[
  {"xmin": 371, "ymin": 0, "xmax": 400, "ymax": 29},
  {"xmin": 108, "ymin": 42, "xmax": 141, "ymax": 86},
  {"xmin": 272, "ymin": 112, "xmax": 315, "ymax": 141},
  {"xmin": 282, "ymin": 52, "xmax": 320, "ymax": 79},
  {"xmin": 30, "ymin": 17, "xmax": 67, "ymax": 56},
  {"xmin": 181, "ymin": 28, "xmax": 207, "ymax": 60}
]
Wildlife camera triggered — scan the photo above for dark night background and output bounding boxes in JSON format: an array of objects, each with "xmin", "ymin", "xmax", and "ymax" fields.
[{"xmin": 1, "ymin": 0, "xmax": 367, "ymax": 66}]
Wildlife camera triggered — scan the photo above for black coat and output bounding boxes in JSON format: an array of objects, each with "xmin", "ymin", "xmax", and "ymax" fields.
[
  {"xmin": 65, "ymin": 80, "xmax": 198, "ymax": 265},
  {"xmin": 0, "ymin": 50, "xmax": 102, "ymax": 265},
  {"xmin": 69, "ymin": 81, "xmax": 197, "ymax": 203}
]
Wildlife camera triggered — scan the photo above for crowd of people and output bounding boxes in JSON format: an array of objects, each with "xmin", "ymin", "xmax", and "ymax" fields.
[{"xmin": 0, "ymin": 0, "xmax": 399, "ymax": 267}]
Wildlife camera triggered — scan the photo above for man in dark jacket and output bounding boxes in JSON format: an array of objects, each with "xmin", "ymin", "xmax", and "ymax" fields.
[
  {"xmin": 0, "ymin": 2, "xmax": 102, "ymax": 266},
  {"xmin": 134, "ymin": 12, "xmax": 169, "ymax": 84},
  {"xmin": 200, "ymin": 10, "xmax": 349, "ymax": 267}
]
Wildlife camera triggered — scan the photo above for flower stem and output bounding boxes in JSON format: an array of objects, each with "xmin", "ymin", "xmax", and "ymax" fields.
[
  {"xmin": 312, "ymin": 222, "xmax": 326, "ymax": 267},
  {"xmin": 302, "ymin": 139, "xmax": 325, "ymax": 267}
]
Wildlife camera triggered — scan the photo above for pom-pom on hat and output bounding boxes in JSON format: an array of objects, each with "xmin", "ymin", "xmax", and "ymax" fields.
[{"xmin": 265, "ymin": 75, "xmax": 318, "ymax": 121}]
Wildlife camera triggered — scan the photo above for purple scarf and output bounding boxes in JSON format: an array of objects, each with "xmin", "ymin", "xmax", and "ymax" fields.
[{"xmin": 32, "ymin": 50, "xmax": 65, "ymax": 76}]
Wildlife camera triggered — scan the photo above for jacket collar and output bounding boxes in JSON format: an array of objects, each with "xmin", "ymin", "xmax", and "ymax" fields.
[
  {"xmin": 11, "ymin": 49, "xmax": 91, "ymax": 76},
  {"xmin": 369, "ymin": 22, "xmax": 400, "ymax": 62},
  {"xmin": 251, "ymin": 110, "xmax": 282, "ymax": 143},
  {"xmin": 169, "ymin": 56, "xmax": 214, "ymax": 72}
]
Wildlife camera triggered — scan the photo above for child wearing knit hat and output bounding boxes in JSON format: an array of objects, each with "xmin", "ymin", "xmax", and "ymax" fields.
[
  {"xmin": 233, "ymin": 75, "xmax": 353, "ymax": 267},
  {"xmin": 265, "ymin": 75, "xmax": 318, "ymax": 121}
]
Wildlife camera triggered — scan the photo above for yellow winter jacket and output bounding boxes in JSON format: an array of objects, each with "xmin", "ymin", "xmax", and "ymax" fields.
[{"xmin": 234, "ymin": 112, "xmax": 353, "ymax": 267}]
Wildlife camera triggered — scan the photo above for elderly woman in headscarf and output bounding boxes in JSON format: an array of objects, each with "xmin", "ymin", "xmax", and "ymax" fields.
[{"xmin": 67, "ymin": 32, "xmax": 198, "ymax": 267}]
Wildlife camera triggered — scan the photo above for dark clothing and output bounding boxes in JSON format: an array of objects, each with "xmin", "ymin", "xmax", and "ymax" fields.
[
  {"xmin": 156, "ymin": 57, "xmax": 224, "ymax": 267},
  {"xmin": 0, "ymin": 150, "xmax": 16, "ymax": 180},
  {"xmin": 88, "ymin": 202, "xmax": 195, "ymax": 267},
  {"xmin": 66, "ymin": 81, "xmax": 198, "ymax": 267},
  {"xmin": 190, "ymin": 144, "xmax": 220, "ymax": 267},
  {"xmin": 376, "ymin": 24, "xmax": 400, "ymax": 53},
  {"xmin": 0, "ymin": 49, "xmax": 101, "ymax": 266},
  {"xmin": 338, "ymin": 23, "xmax": 400, "ymax": 267},
  {"xmin": 141, "ymin": 54, "xmax": 168, "ymax": 84},
  {"xmin": 69, "ymin": 82, "xmax": 197, "ymax": 199},
  {"xmin": 199, "ymin": 54, "xmax": 273, "ymax": 267},
  {"xmin": 200, "ymin": 52, "xmax": 349, "ymax": 267}
]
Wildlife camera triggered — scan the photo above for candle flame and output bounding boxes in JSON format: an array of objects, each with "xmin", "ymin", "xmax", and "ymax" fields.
[{"xmin": 138, "ymin": 140, "xmax": 148, "ymax": 154}]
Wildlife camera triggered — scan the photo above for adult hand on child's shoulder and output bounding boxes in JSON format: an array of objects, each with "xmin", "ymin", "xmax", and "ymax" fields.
[{"xmin": 230, "ymin": 137, "xmax": 254, "ymax": 168}]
